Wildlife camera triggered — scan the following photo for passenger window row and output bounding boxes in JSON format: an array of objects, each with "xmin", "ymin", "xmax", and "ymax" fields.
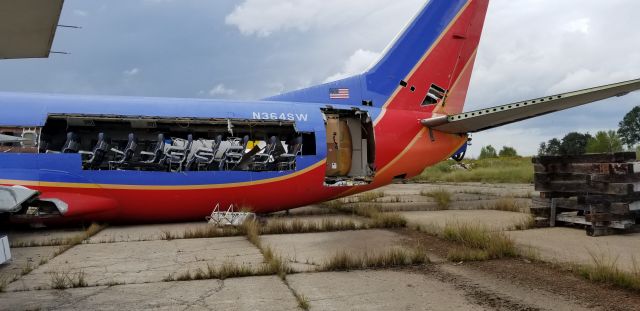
[{"xmin": 47, "ymin": 132, "xmax": 303, "ymax": 172}]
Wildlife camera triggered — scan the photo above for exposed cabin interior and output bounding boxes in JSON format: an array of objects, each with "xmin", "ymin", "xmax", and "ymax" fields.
[
  {"xmin": 3, "ymin": 114, "xmax": 316, "ymax": 173},
  {"xmin": 322, "ymin": 108, "xmax": 376, "ymax": 186}
]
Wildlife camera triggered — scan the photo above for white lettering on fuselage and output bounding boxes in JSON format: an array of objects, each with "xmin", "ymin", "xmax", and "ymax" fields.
[{"xmin": 252, "ymin": 112, "xmax": 308, "ymax": 122}]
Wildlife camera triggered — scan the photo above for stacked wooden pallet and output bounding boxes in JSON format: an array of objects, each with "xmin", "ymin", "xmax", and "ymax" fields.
[{"xmin": 531, "ymin": 152, "xmax": 640, "ymax": 236}]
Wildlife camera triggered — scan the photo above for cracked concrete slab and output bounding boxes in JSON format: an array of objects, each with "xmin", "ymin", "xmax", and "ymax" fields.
[
  {"xmin": 6, "ymin": 236, "xmax": 263, "ymax": 291},
  {"xmin": 400, "ymin": 210, "xmax": 532, "ymax": 231},
  {"xmin": 6, "ymin": 228, "xmax": 86, "ymax": 247},
  {"xmin": 508, "ymin": 228, "xmax": 640, "ymax": 273},
  {"xmin": 287, "ymin": 270, "xmax": 487, "ymax": 311},
  {"xmin": 260, "ymin": 230, "xmax": 411, "ymax": 272},
  {"xmin": 0, "ymin": 276, "xmax": 298, "ymax": 311},
  {"xmin": 87, "ymin": 222, "xmax": 214, "ymax": 244},
  {"xmin": 0, "ymin": 245, "xmax": 58, "ymax": 281}
]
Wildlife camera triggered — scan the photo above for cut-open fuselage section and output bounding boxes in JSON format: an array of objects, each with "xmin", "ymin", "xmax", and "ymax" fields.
[
  {"xmin": 322, "ymin": 108, "xmax": 376, "ymax": 187},
  {"xmin": 34, "ymin": 114, "xmax": 315, "ymax": 172}
]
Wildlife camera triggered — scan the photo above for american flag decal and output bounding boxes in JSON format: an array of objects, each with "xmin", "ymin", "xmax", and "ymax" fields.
[{"xmin": 329, "ymin": 88, "xmax": 350, "ymax": 99}]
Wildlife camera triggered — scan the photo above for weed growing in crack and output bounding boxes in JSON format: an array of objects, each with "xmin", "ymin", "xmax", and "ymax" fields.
[
  {"xmin": 49, "ymin": 270, "xmax": 88, "ymax": 290},
  {"xmin": 322, "ymin": 248, "xmax": 428, "ymax": 271},
  {"xmin": 421, "ymin": 189, "xmax": 452, "ymax": 210}
]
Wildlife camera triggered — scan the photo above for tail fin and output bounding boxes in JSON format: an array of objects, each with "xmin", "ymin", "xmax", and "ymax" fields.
[{"xmin": 266, "ymin": 0, "xmax": 489, "ymax": 114}]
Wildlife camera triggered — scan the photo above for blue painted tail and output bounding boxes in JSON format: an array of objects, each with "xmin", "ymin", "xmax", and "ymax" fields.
[{"xmin": 266, "ymin": 0, "xmax": 489, "ymax": 114}]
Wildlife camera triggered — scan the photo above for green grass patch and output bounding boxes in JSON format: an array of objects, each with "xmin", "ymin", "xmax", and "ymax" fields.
[
  {"xmin": 442, "ymin": 222, "xmax": 517, "ymax": 261},
  {"xmin": 413, "ymin": 157, "xmax": 534, "ymax": 184},
  {"xmin": 421, "ymin": 189, "xmax": 452, "ymax": 209}
]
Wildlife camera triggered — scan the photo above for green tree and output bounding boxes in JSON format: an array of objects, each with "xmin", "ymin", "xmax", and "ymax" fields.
[
  {"xmin": 618, "ymin": 106, "xmax": 640, "ymax": 149},
  {"xmin": 538, "ymin": 138, "xmax": 561, "ymax": 156},
  {"xmin": 560, "ymin": 132, "xmax": 592, "ymax": 156},
  {"xmin": 498, "ymin": 146, "xmax": 519, "ymax": 158},
  {"xmin": 586, "ymin": 130, "xmax": 623, "ymax": 154},
  {"xmin": 479, "ymin": 145, "xmax": 497, "ymax": 159}
]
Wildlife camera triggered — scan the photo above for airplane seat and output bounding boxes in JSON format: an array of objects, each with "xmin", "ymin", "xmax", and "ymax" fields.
[
  {"xmin": 276, "ymin": 136, "xmax": 303, "ymax": 171},
  {"xmin": 141, "ymin": 133, "xmax": 166, "ymax": 164},
  {"xmin": 187, "ymin": 135, "xmax": 222, "ymax": 171},
  {"xmin": 165, "ymin": 134, "xmax": 193, "ymax": 172},
  {"xmin": 212, "ymin": 137, "xmax": 231, "ymax": 171},
  {"xmin": 109, "ymin": 133, "xmax": 138, "ymax": 170},
  {"xmin": 250, "ymin": 136, "xmax": 278, "ymax": 171},
  {"xmin": 80, "ymin": 133, "xmax": 110, "ymax": 170},
  {"xmin": 61, "ymin": 132, "xmax": 81, "ymax": 153},
  {"xmin": 224, "ymin": 135, "xmax": 250, "ymax": 170}
]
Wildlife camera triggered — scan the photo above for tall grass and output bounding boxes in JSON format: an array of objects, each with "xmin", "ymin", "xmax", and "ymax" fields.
[
  {"xmin": 442, "ymin": 222, "xmax": 517, "ymax": 261},
  {"xmin": 413, "ymin": 157, "xmax": 534, "ymax": 184},
  {"xmin": 357, "ymin": 192, "xmax": 385, "ymax": 203},
  {"xmin": 263, "ymin": 218, "xmax": 359, "ymax": 235},
  {"xmin": 322, "ymin": 248, "xmax": 428, "ymax": 271},
  {"xmin": 240, "ymin": 220, "xmax": 292, "ymax": 280},
  {"xmin": 574, "ymin": 253, "xmax": 640, "ymax": 291},
  {"xmin": 165, "ymin": 261, "xmax": 265, "ymax": 282},
  {"xmin": 421, "ymin": 189, "xmax": 452, "ymax": 209}
]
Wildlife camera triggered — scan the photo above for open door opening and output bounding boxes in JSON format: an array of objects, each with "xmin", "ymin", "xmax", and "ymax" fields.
[{"xmin": 322, "ymin": 108, "xmax": 376, "ymax": 187}]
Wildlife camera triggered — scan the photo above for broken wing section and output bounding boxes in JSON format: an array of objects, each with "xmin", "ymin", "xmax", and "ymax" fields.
[{"xmin": 422, "ymin": 78, "xmax": 640, "ymax": 134}]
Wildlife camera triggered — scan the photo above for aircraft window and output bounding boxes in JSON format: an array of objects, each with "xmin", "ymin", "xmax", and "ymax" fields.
[{"xmin": 40, "ymin": 115, "xmax": 312, "ymax": 173}]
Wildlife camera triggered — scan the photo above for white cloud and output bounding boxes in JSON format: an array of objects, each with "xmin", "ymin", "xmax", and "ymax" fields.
[
  {"xmin": 73, "ymin": 9, "xmax": 88, "ymax": 17},
  {"xmin": 225, "ymin": 0, "xmax": 421, "ymax": 37},
  {"xmin": 324, "ymin": 49, "xmax": 380, "ymax": 83},
  {"xmin": 563, "ymin": 18, "xmax": 591, "ymax": 34},
  {"xmin": 208, "ymin": 84, "xmax": 236, "ymax": 97},
  {"xmin": 123, "ymin": 68, "xmax": 140, "ymax": 76}
]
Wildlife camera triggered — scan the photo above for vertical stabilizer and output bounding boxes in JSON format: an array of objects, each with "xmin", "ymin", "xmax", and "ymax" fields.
[{"xmin": 267, "ymin": 0, "xmax": 489, "ymax": 114}]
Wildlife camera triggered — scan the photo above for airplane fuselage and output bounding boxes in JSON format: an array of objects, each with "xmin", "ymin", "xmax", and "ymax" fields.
[{"xmin": 0, "ymin": 92, "xmax": 466, "ymax": 224}]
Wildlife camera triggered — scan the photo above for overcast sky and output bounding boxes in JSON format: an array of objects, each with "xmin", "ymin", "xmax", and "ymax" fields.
[{"xmin": 0, "ymin": 0, "xmax": 638, "ymax": 157}]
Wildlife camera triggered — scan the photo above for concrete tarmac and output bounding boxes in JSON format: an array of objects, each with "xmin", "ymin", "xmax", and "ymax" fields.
[{"xmin": 1, "ymin": 183, "xmax": 637, "ymax": 310}]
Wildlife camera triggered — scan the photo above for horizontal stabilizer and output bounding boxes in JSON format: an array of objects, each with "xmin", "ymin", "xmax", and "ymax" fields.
[{"xmin": 422, "ymin": 78, "xmax": 640, "ymax": 134}]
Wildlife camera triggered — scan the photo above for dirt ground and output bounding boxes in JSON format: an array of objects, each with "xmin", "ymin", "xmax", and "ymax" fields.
[{"xmin": 0, "ymin": 183, "xmax": 638, "ymax": 310}]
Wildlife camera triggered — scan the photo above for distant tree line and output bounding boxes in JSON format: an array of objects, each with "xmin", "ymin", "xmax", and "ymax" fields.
[
  {"xmin": 538, "ymin": 106, "xmax": 640, "ymax": 156},
  {"xmin": 479, "ymin": 145, "xmax": 519, "ymax": 160}
]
